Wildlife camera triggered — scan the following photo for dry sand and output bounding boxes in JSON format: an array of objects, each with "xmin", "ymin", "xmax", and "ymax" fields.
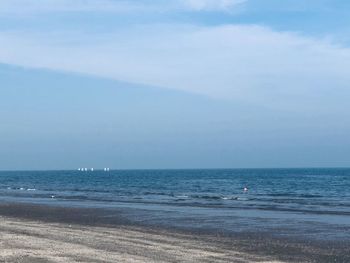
[{"xmin": 0, "ymin": 216, "xmax": 283, "ymax": 263}]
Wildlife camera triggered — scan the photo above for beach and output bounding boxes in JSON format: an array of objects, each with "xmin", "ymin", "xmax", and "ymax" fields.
[
  {"xmin": 0, "ymin": 212, "xmax": 279, "ymax": 263},
  {"xmin": 0, "ymin": 203, "xmax": 349, "ymax": 263},
  {"xmin": 0, "ymin": 169, "xmax": 350, "ymax": 263},
  {"xmin": 1, "ymin": 0, "xmax": 349, "ymax": 261}
]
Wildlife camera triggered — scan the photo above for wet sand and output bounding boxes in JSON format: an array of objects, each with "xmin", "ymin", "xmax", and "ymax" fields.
[
  {"xmin": 0, "ymin": 215, "xmax": 287, "ymax": 263},
  {"xmin": 0, "ymin": 203, "xmax": 349, "ymax": 263}
]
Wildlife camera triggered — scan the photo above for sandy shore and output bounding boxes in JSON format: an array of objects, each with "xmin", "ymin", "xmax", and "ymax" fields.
[
  {"xmin": 0, "ymin": 203, "xmax": 349, "ymax": 262},
  {"xmin": 0, "ymin": 215, "xmax": 283, "ymax": 263}
]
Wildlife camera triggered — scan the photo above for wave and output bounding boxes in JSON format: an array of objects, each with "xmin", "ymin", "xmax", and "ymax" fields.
[
  {"xmin": 191, "ymin": 194, "xmax": 222, "ymax": 200},
  {"xmin": 5, "ymin": 187, "xmax": 36, "ymax": 191},
  {"xmin": 265, "ymin": 193, "xmax": 324, "ymax": 198}
]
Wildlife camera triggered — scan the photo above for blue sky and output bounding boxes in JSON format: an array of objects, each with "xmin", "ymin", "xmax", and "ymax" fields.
[{"xmin": 0, "ymin": 0, "xmax": 349, "ymax": 169}]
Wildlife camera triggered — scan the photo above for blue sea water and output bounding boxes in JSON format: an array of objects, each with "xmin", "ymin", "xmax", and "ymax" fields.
[{"xmin": 0, "ymin": 168, "xmax": 349, "ymax": 240}]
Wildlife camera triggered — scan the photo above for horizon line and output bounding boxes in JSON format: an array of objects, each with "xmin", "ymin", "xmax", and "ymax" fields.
[{"xmin": 0, "ymin": 167, "xmax": 349, "ymax": 172}]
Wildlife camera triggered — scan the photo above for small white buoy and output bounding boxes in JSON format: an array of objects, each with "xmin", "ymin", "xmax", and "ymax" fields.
[{"xmin": 243, "ymin": 187, "xmax": 248, "ymax": 192}]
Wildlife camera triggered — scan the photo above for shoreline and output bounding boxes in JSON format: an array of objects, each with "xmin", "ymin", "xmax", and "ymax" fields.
[
  {"xmin": 0, "ymin": 203, "xmax": 282, "ymax": 263},
  {"xmin": 0, "ymin": 202, "xmax": 349, "ymax": 262},
  {"xmin": 0, "ymin": 215, "xmax": 283, "ymax": 263}
]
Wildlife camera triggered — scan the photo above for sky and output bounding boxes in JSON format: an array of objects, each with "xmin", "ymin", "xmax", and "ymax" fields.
[{"xmin": 0, "ymin": 0, "xmax": 349, "ymax": 170}]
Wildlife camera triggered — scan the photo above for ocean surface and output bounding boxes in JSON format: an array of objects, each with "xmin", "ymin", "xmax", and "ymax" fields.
[{"xmin": 1, "ymin": 168, "xmax": 350, "ymax": 241}]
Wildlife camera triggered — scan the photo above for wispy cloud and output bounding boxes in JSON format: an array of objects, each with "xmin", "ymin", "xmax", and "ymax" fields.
[
  {"xmin": 0, "ymin": 0, "xmax": 349, "ymax": 112},
  {"xmin": 182, "ymin": 0, "xmax": 246, "ymax": 11},
  {"xmin": 1, "ymin": 23, "xmax": 349, "ymax": 111},
  {"xmin": 0, "ymin": 0, "xmax": 146, "ymax": 15},
  {"xmin": 0, "ymin": 0, "xmax": 246, "ymax": 15}
]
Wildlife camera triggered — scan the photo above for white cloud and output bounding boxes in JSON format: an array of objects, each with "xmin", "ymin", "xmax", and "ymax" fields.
[
  {"xmin": 0, "ymin": 0, "xmax": 144, "ymax": 15},
  {"xmin": 0, "ymin": 24, "xmax": 349, "ymax": 111},
  {"xmin": 0, "ymin": 0, "xmax": 246, "ymax": 15},
  {"xmin": 183, "ymin": 0, "xmax": 246, "ymax": 11}
]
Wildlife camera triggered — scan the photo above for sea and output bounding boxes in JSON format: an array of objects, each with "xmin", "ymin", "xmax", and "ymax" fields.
[{"xmin": 0, "ymin": 168, "xmax": 349, "ymax": 241}]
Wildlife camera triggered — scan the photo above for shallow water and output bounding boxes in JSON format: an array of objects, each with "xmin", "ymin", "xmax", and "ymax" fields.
[{"xmin": 1, "ymin": 168, "xmax": 349, "ymax": 241}]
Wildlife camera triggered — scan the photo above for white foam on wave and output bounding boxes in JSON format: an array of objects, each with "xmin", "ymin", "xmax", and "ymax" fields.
[{"xmin": 221, "ymin": 196, "xmax": 238, "ymax": 200}]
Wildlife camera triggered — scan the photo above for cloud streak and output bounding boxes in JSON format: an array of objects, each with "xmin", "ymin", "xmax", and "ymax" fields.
[
  {"xmin": 182, "ymin": 0, "xmax": 246, "ymax": 11},
  {"xmin": 0, "ymin": 0, "xmax": 349, "ymax": 113},
  {"xmin": 0, "ymin": 0, "xmax": 147, "ymax": 15},
  {"xmin": 0, "ymin": 23, "xmax": 349, "ymax": 112},
  {"xmin": 0, "ymin": 0, "xmax": 246, "ymax": 15}
]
